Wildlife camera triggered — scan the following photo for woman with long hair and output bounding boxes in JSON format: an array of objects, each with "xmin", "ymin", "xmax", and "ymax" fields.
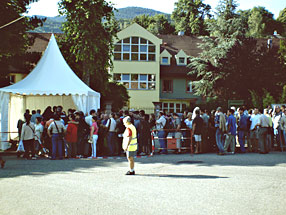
[{"xmin": 88, "ymin": 116, "xmax": 99, "ymax": 158}]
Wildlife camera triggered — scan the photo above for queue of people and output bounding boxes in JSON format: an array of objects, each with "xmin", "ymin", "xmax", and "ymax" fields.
[
  {"xmin": 16, "ymin": 106, "xmax": 155, "ymax": 160},
  {"xmin": 15, "ymin": 104, "xmax": 286, "ymax": 161}
]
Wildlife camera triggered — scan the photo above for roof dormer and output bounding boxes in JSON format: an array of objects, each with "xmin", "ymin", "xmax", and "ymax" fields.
[
  {"xmin": 175, "ymin": 49, "xmax": 188, "ymax": 66},
  {"xmin": 160, "ymin": 49, "xmax": 172, "ymax": 65}
]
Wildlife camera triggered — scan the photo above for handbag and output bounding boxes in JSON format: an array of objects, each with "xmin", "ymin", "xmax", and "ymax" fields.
[{"xmin": 17, "ymin": 140, "xmax": 25, "ymax": 152}]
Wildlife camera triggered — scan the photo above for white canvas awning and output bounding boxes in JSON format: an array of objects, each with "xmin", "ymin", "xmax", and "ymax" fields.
[{"xmin": 0, "ymin": 34, "xmax": 100, "ymax": 150}]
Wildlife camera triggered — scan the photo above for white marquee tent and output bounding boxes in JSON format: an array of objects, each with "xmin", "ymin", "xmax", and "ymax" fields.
[{"xmin": 0, "ymin": 34, "xmax": 100, "ymax": 150}]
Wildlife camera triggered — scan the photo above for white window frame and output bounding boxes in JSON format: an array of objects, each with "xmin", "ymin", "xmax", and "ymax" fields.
[
  {"xmin": 113, "ymin": 73, "xmax": 156, "ymax": 90},
  {"xmin": 114, "ymin": 37, "xmax": 156, "ymax": 61},
  {"xmin": 186, "ymin": 81, "xmax": 192, "ymax": 93},
  {"xmin": 162, "ymin": 102, "xmax": 187, "ymax": 113}
]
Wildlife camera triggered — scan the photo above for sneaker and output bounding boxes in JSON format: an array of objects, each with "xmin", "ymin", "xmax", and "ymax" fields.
[
  {"xmin": 1, "ymin": 160, "xmax": 5, "ymax": 169},
  {"xmin": 87, "ymin": 156, "xmax": 93, "ymax": 159},
  {"xmin": 125, "ymin": 171, "xmax": 135, "ymax": 175},
  {"xmin": 31, "ymin": 157, "xmax": 37, "ymax": 160}
]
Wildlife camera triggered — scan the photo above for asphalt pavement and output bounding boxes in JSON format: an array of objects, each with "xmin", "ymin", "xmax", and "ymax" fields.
[{"xmin": 0, "ymin": 152, "xmax": 286, "ymax": 215}]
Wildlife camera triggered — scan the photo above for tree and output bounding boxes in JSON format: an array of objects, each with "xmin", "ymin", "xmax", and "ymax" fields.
[
  {"xmin": 277, "ymin": 8, "xmax": 286, "ymax": 36},
  {"xmin": 132, "ymin": 14, "xmax": 175, "ymax": 35},
  {"xmin": 188, "ymin": 0, "xmax": 286, "ymax": 106},
  {"xmin": 147, "ymin": 14, "xmax": 175, "ymax": 35},
  {"xmin": 58, "ymin": 0, "xmax": 118, "ymax": 93},
  {"xmin": 189, "ymin": 0, "xmax": 246, "ymax": 96},
  {"xmin": 102, "ymin": 82, "xmax": 130, "ymax": 112},
  {"xmin": 247, "ymin": 7, "xmax": 277, "ymax": 38},
  {"xmin": 132, "ymin": 14, "xmax": 152, "ymax": 29},
  {"xmin": 171, "ymin": 0, "xmax": 211, "ymax": 36},
  {"xmin": 0, "ymin": 0, "xmax": 44, "ymax": 86}
]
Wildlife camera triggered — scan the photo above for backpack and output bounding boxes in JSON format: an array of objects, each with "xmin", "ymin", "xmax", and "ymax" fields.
[{"xmin": 163, "ymin": 117, "xmax": 175, "ymax": 131}]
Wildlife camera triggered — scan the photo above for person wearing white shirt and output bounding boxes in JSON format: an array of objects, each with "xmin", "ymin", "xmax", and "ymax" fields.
[
  {"xmin": 106, "ymin": 113, "xmax": 117, "ymax": 155},
  {"xmin": 249, "ymin": 108, "xmax": 260, "ymax": 152},
  {"xmin": 48, "ymin": 114, "xmax": 65, "ymax": 160},
  {"xmin": 21, "ymin": 113, "xmax": 36, "ymax": 159},
  {"xmin": 156, "ymin": 112, "xmax": 167, "ymax": 154},
  {"xmin": 85, "ymin": 109, "xmax": 96, "ymax": 126},
  {"xmin": 34, "ymin": 117, "xmax": 44, "ymax": 155}
]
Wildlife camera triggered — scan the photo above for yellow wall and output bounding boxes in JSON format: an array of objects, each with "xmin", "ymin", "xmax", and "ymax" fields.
[
  {"xmin": 9, "ymin": 73, "xmax": 26, "ymax": 83},
  {"xmin": 112, "ymin": 23, "xmax": 162, "ymax": 111}
]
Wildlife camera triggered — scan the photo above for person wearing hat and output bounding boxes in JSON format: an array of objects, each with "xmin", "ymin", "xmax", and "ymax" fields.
[{"xmin": 122, "ymin": 116, "xmax": 137, "ymax": 175}]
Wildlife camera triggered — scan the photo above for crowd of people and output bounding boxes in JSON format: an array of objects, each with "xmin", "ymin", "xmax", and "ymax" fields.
[
  {"xmin": 15, "ymin": 104, "xmax": 286, "ymax": 160},
  {"xmin": 17, "ymin": 106, "xmax": 156, "ymax": 160}
]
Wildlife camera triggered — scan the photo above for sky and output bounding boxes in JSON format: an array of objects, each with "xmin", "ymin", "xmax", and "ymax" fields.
[{"xmin": 27, "ymin": 0, "xmax": 285, "ymax": 18}]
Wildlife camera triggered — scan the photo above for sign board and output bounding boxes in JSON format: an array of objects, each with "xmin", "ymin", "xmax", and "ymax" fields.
[{"xmin": 228, "ymin": 100, "xmax": 244, "ymax": 108}]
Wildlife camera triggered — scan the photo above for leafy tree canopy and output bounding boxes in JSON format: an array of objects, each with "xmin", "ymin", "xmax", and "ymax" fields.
[
  {"xmin": 171, "ymin": 0, "xmax": 211, "ymax": 36},
  {"xmin": 0, "ymin": 0, "xmax": 43, "ymax": 86},
  {"xmin": 58, "ymin": 0, "xmax": 118, "ymax": 91},
  {"xmin": 188, "ymin": 0, "xmax": 286, "ymax": 106},
  {"xmin": 132, "ymin": 14, "xmax": 175, "ymax": 35}
]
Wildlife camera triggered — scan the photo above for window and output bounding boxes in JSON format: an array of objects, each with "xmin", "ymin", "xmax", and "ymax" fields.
[
  {"xmin": 113, "ymin": 73, "xmax": 156, "ymax": 90},
  {"xmin": 186, "ymin": 81, "xmax": 192, "ymax": 93},
  {"xmin": 163, "ymin": 103, "xmax": 187, "ymax": 113},
  {"xmin": 10, "ymin": 75, "xmax": 15, "ymax": 84},
  {"xmin": 114, "ymin": 37, "xmax": 156, "ymax": 61},
  {"xmin": 179, "ymin": 57, "xmax": 185, "ymax": 64},
  {"xmin": 162, "ymin": 57, "xmax": 168, "ymax": 64},
  {"xmin": 163, "ymin": 80, "xmax": 173, "ymax": 93}
]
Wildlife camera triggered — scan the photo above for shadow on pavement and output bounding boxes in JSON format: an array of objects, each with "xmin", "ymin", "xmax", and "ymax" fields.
[
  {"xmin": 1, "ymin": 152, "xmax": 286, "ymax": 179},
  {"xmin": 135, "ymin": 174, "xmax": 228, "ymax": 179}
]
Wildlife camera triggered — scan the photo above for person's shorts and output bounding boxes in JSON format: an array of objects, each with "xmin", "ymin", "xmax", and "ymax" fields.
[
  {"xmin": 194, "ymin": 135, "xmax": 202, "ymax": 142},
  {"xmin": 126, "ymin": 151, "xmax": 137, "ymax": 158}
]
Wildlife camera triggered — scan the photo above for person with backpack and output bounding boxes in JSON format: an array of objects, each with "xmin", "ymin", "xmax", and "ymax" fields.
[
  {"xmin": 48, "ymin": 114, "xmax": 65, "ymax": 160},
  {"xmin": 156, "ymin": 111, "xmax": 167, "ymax": 154}
]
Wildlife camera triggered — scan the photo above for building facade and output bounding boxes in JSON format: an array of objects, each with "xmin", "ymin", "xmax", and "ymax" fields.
[{"xmin": 111, "ymin": 23, "xmax": 201, "ymax": 113}]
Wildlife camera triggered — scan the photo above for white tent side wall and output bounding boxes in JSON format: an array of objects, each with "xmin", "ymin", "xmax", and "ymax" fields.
[
  {"xmin": 0, "ymin": 91, "xmax": 10, "ymax": 150},
  {"xmin": 10, "ymin": 94, "xmax": 25, "ymax": 140}
]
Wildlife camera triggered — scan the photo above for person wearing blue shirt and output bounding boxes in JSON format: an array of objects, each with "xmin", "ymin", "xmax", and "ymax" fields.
[
  {"xmin": 224, "ymin": 109, "xmax": 237, "ymax": 154},
  {"xmin": 237, "ymin": 107, "xmax": 248, "ymax": 153}
]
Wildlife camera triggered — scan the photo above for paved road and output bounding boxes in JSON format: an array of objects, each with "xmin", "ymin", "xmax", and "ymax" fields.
[{"xmin": 1, "ymin": 152, "xmax": 286, "ymax": 215}]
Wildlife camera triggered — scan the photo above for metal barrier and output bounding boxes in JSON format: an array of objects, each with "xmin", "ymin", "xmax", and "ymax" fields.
[{"xmin": 151, "ymin": 128, "xmax": 194, "ymax": 154}]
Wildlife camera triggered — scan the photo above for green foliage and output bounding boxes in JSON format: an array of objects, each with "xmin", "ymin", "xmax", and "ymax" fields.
[
  {"xmin": 171, "ymin": 0, "xmax": 211, "ymax": 36},
  {"xmin": 0, "ymin": 0, "xmax": 44, "ymax": 86},
  {"xmin": 58, "ymin": 0, "xmax": 118, "ymax": 94},
  {"xmin": 250, "ymin": 90, "xmax": 262, "ymax": 109},
  {"xmin": 262, "ymin": 89, "xmax": 276, "ymax": 108},
  {"xmin": 279, "ymin": 85, "xmax": 286, "ymax": 104},
  {"xmin": 132, "ymin": 14, "xmax": 175, "ymax": 35},
  {"xmin": 102, "ymin": 82, "xmax": 130, "ymax": 112},
  {"xmin": 279, "ymin": 39, "xmax": 286, "ymax": 65},
  {"xmin": 189, "ymin": 0, "xmax": 286, "ymax": 108},
  {"xmin": 277, "ymin": 8, "xmax": 286, "ymax": 36},
  {"xmin": 247, "ymin": 7, "xmax": 278, "ymax": 38}
]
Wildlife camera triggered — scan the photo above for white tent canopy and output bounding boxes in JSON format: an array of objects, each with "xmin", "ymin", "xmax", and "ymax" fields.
[{"xmin": 0, "ymin": 34, "xmax": 100, "ymax": 150}]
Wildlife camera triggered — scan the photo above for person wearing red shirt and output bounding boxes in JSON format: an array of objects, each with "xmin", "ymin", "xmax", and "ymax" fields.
[{"xmin": 65, "ymin": 114, "xmax": 78, "ymax": 158}]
